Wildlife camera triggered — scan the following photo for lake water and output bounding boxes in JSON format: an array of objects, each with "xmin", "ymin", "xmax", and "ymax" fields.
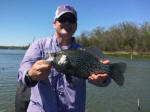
[{"xmin": 0, "ymin": 49, "xmax": 150, "ymax": 112}]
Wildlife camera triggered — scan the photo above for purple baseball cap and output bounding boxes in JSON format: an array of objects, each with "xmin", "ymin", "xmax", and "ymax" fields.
[{"xmin": 54, "ymin": 5, "xmax": 77, "ymax": 20}]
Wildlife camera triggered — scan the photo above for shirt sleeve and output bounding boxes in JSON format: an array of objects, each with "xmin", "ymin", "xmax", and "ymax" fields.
[
  {"xmin": 18, "ymin": 40, "xmax": 43, "ymax": 87},
  {"xmin": 88, "ymin": 77, "xmax": 111, "ymax": 87}
]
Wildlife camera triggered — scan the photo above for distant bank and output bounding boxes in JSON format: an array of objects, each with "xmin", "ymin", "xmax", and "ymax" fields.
[
  {"xmin": 0, "ymin": 45, "xmax": 150, "ymax": 59},
  {"xmin": 104, "ymin": 51, "xmax": 150, "ymax": 59},
  {"xmin": 0, "ymin": 45, "xmax": 29, "ymax": 50}
]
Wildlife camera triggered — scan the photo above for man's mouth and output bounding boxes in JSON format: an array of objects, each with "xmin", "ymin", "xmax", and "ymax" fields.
[{"xmin": 62, "ymin": 26, "xmax": 71, "ymax": 33}]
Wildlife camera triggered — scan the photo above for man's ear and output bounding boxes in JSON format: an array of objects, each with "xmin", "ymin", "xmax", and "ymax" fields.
[
  {"xmin": 53, "ymin": 21, "xmax": 56, "ymax": 28},
  {"xmin": 53, "ymin": 20, "xmax": 56, "ymax": 24}
]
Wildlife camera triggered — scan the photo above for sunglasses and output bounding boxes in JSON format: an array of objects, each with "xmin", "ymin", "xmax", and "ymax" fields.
[{"xmin": 57, "ymin": 15, "xmax": 77, "ymax": 24}]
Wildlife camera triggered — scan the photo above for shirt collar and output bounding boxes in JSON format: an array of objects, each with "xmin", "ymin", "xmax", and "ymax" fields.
[{"xmin": 52, "ymin": 35, "xmax": 76, "ymax": 49}]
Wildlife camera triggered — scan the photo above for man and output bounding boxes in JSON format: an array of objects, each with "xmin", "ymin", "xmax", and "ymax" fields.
[{"xmin": 16, "ymin": 5, "xmax": 111, "ymax": 112}]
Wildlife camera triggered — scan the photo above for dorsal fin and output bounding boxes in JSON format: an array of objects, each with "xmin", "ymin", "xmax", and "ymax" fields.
[{"xmin": 79, "ymin": 46, "xmax": 104, "ymax": 60}]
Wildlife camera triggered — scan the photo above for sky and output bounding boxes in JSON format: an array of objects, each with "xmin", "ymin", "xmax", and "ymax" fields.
[{"xmin": 0, "ymin": 0, "xmax": 150, "ymax": 46}]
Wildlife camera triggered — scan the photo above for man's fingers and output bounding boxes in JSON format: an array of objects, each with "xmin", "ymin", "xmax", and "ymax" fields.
[
  {"xmin": 34, "ymin": 60, "xmax": 51, "ymax": 70},
  {"xmin": 97, "ymin": 73, "xmax": 108, "ymax": 77},
  {"xmin": 40, "ymin": 64, "xmax": 51, "ymax": 69},
  {"xmin": 36, "ymin": 60, "xmax": 45, "ymax": 64},
  {"xmin": 88, "ymin": 74, "xmax": 98, "ymax": 80},
  {"xmin": 102, "ymin": 60, "xmax": 110, "ymax": 64},
  {"xmin": 88, "ymin": 73, "xmax": 108, "ymax": 80},
  {"xmin": 36, "ymin": 60, "xmax": 52, "ymax": 66}
]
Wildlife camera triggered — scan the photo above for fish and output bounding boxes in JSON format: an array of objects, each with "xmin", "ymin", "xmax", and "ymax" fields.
[{"xmin": 44, "ymin": 47, "xmax": 126, "ymax": 86}]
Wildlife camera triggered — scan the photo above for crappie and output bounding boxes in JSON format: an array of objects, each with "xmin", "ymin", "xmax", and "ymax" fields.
[{"xmin": 44, "ymin": 47, "xmax": 126, "ymax": 86}]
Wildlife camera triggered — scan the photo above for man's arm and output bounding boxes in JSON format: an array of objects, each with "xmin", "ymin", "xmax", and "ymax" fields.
[{"xmin": 18, "ymin": 40, "xmax": 51, "ymax": 87}]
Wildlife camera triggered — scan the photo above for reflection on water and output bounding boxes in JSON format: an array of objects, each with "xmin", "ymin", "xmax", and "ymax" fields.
[{"xmin": 0, "ymin": 49, "xmax": 150, "ymax": 112}]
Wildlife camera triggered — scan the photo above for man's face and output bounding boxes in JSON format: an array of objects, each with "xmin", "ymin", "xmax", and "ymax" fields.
[{"xmin": 53, "ymin": 13, "xmax": 77, "ymax": 37}]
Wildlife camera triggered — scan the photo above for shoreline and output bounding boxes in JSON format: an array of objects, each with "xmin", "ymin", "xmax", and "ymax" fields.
[
  {"xmin": 0, "ymin": 46, "xmax": 29, "ymax": 50},
  {"xmin": 104, "ymin": 51, "xmax": 150, "ymax": 55},
  {"xmin": 0, "ymin": 47, "xmax": 150, "ymax": 59},
  {"xmin": 104, "ymin": 51, "xmax": 150, "ymax": 59}
]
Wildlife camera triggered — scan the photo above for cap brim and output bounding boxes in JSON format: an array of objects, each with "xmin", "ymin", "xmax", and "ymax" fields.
[{"xmin": 54, "ymin": 11, "xmax": 76, "ymax": 20}]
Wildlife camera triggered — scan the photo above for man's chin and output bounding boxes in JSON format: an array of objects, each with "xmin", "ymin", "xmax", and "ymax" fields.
[
  {"xmin": 61, "ymin": 33, "xmax": 72, "ymax": 37},
  {"xmin": 61, "ymin": 29, "xmax": 69, "ymax": 33},
  {"xmin": 61, "ymin": 31, "xmax": 72, "ymax": 36}
]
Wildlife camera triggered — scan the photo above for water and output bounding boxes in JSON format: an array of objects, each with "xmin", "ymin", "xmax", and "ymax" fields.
[
  {"xmin": 0, "ymin": 49, "xmax": 150, "ymax": 112},
  {"xmin": 86, "ymin": 57, "xmax": 150, "ymax": 112},
  {"xmin": 0, "ymin": 49, "xmax": 25, "ymax": 112}
]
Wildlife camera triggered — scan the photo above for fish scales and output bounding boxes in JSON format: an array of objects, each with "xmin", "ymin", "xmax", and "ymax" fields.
[
  {"xmin": 45, "ymin": 48, "xmax": 126, "ymax": 86},
  {"xmin": 50, "ymin": 50, "xmax": 111, "ymax": 78}
]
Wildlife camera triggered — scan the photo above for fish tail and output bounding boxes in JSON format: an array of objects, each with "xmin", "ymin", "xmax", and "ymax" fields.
[{"xmin": 110, "ymin": 62, "xmax": 127, "ymax": 86}]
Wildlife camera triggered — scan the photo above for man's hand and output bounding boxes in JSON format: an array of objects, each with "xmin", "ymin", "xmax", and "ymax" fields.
[
  {"xmin": 28, "ymin": 60, "xmax": 52, "ymax": 81},
  {"xmin": 88, "ymin": 60, "xmax": 110, "ymax": 85}
]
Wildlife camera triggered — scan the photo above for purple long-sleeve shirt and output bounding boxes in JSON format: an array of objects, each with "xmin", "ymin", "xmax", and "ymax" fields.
[{"xmin": 18, "ymin": 36, "xmax": 110, "ymax": 112}]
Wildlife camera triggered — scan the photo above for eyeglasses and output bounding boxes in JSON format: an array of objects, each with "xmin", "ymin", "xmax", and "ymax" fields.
[{"xmin": 57, "ymin": 15, "xmax": 77, "ymax": 24}]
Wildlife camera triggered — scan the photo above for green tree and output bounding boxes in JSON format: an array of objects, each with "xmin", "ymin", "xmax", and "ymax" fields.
[{"xmin": 76, "ymin": 31, "xmax": 90, "ymax": 47}]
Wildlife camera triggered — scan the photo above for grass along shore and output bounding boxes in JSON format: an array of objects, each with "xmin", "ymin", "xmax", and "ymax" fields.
[{"xmin": 104, "ymin": 51, "xmax": 150, "ymax": 59}]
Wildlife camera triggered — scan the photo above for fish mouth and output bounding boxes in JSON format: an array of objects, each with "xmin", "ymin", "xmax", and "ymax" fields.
[{"xmin": 44, "ymin": 53, "xmax": 56, "ymax": 63}]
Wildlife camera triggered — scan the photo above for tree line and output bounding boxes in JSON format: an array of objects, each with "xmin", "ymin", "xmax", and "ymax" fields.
[{"xmin": 76, "ymin": 21, "xmax": 150, "ymax": 54}]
